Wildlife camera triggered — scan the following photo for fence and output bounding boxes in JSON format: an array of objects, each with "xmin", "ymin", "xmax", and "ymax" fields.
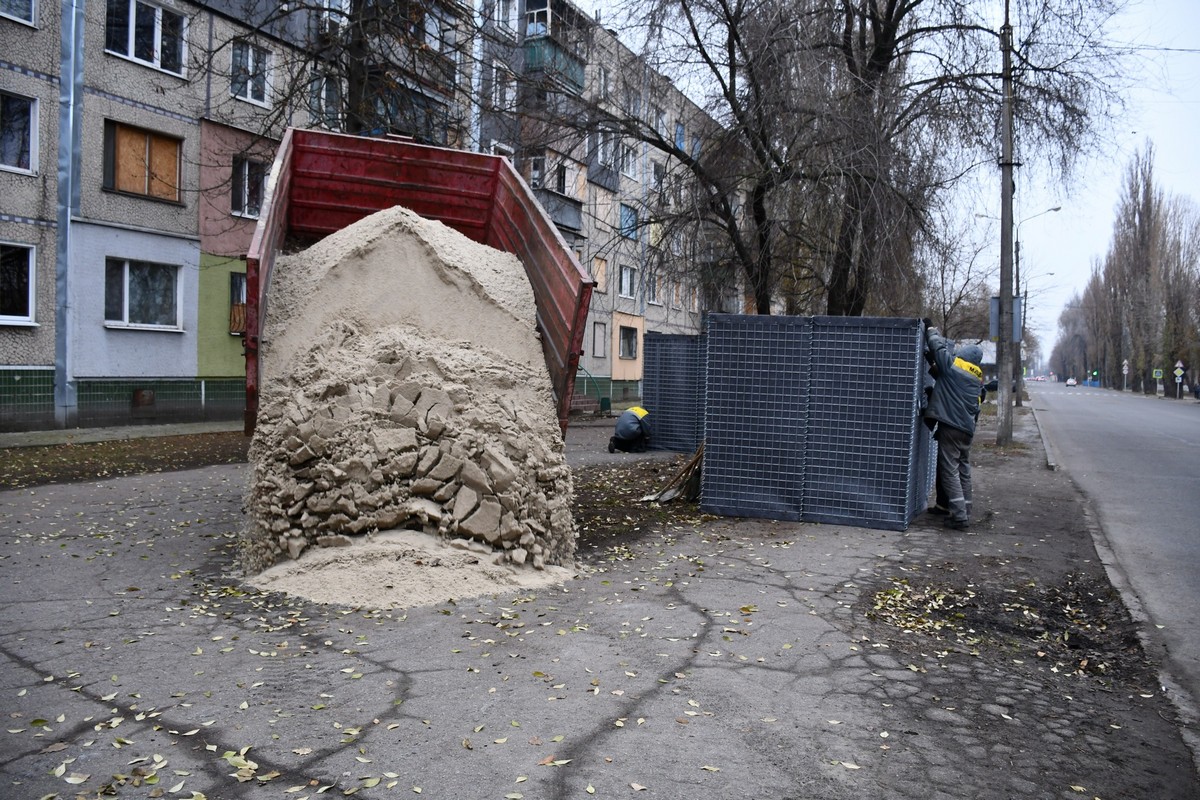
[{"xmin": 0, "ymin": 374, "xmax": 244, "ymax": 432}]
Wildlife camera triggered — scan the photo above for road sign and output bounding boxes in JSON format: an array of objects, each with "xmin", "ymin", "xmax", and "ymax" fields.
[
  {"xmin": 1176, "ymin": 360, "xmax": 1185, "ymax": 368},
  {"xmin": 1153, "ymin": 368, "xmax": 1164, "ymax": 379},
  {"xmin": 1174, "ymin": 367, "xmax": 1185, "ymax": 378},
  {"xmin": 1122, "ymin": 364, "xmax": 1129, "ymax": 375}
]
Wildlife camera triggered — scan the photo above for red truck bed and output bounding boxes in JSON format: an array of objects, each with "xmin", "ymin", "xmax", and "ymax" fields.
[{"xmin": 244, "ymin": 128, "xmax": 594, "ymax": 434}]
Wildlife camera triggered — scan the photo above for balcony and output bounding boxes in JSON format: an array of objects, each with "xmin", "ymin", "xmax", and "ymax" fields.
[
  {"xmin": 533, "ymin": 187, "xmax": 583, "ymax": 232},
  {"xmin": 523, "ymin": 37, "xmax": 584, "ymax": 95}
]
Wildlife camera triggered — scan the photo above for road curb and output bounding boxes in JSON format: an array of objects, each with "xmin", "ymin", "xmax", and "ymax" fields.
[{"xmin": 1028, "ymin": 406, "xmax": 1058, "ymax": 471}]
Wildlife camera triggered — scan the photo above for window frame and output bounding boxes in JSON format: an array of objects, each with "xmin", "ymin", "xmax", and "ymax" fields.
[
  {"xmin": 309, "ymin": 71, "xmax": 343, "ymax": 129},
  {"xmin": 618, "ymin": 325, "xmax": 638, "ymax": 360},
  {"xmin": 0, "ymin": 90, "xmax": 37, "ymax": 174},
  {"xmin": 492, "ymin": 0, "xmax": 517, "ymax": 38},
  {"xmin": 646, "ymin": 271, "xmax": 661, "ymax": 305},
  {"xmin": 103, "ymin": 257, "xmax": 182, "ymax": 330},
  {"xmin": 591, "ymin": 256, "xmax": 607, "ymax": 292},
  {"xmin": 490, "ymin": 60, "xmax": 513, "ymax": 110},
  {"xmin": 229, "ymin": 271, "xmax": 247, "ymax": 335},
  {"xmin": 104, "ymin": 0, "xmax": 186, "ymax": 76},
  {"xmin": 0, "ymin": 0, "xmax": 34, "ymax": 26},
  {"xmin": 0, "ymin": 242, "xmax": 36, "ymax": 325},
  {"xmin": 231, "ymin": 40, "xmax": 272, "ymax": 106},
  {"xmin": 102, "ymin": 119, "xmax": 182, "ymax": 203},
  {"xmin": 618, "ymin": 263, "xmax": 636, "ymax": 298},
  {"xmin": 592, "ymin": 321, "xmax": 607, "ymax": 358},
  {"xmin": 619, "ymin": 203, "xmax": 638, "ymax": 240},
  {"xmin": 231, "ymin": 155, "xmax": 266, "ymax": 219}
]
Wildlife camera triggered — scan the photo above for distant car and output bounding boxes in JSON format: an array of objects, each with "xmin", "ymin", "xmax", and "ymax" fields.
[
  {"xmin": 1034, "ymin": 376, "xmax": 1046, "ymax": 382},
  {"xmin": 1066, "ymin": 377, "xmax": 1077, "ymax": 387}
]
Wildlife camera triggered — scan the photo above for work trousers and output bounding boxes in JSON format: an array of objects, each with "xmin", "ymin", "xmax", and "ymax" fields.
[{"xmin": 935, "ymin": 424, "xmax": 973, "ymax": 523}]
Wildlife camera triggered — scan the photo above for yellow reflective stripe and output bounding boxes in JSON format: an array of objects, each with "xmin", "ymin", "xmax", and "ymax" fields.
[
  {"xmin": 629, "ymin": 406, "xmax": 649, "ymax": 418},
  {"xmin": 953, "ymin": 357, "xmax": 983, "ymax": 381}
]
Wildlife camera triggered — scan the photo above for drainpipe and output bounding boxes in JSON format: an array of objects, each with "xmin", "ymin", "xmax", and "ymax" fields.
[{"xmin": 55, "ymin": 0, "xmax": 86, "ymax": 427}]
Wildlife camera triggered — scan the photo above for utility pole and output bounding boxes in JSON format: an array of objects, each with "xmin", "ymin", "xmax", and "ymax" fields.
[{"xmin": 996, "ymin": 0, "xmax": 1015, "ymax": 445}]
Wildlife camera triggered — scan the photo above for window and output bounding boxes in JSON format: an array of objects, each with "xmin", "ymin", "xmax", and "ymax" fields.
[
  {"xmin": 320, "ymin": 0, "xmax": 347, "ymax": 33},
  {"xmin": 0, "ymin": 243, "xmax": 35, "ymax": 324},
  {"xmin": 597, "ymin": 66, "xmax": 609, "ymax": 99},
  {"xmin": 104, "ymin": 258, "xmax": 180, "ymax": 328},
  {"xmin": 105, "ymin": 0, "xmax": 184, "ymax": 75},
  {"xmin": 232, "ymin": 41, "xmax": 271, "ymax": 105},
  {"xmin": 232, "ymin": 156, "xmax": 266, "ymax": 218},
  {"xmin": 618, "ymin": 264, "xmax": 636, "ymax": 298},
  {"xmin": 652, "ymin": 105, "xmax": 665, "ymax": 135},
  {"xmin": 675, "ymin": 121, "xmax": 686, "ymax": 150},
  {"xmin": 309, "ymin": 72, "xmax": 342, "ymax": 129},
  {"xmin": 619, "ymin": 143, "xmax": 637, "ymax": 179},
  {"xmin": 491, "ymin": 141, "xmax": 514, "ymax": 158},
  {"xmin": 651, "ymin": 162, "xmax": 665, "ymax": 193},
  {"xmin": 491, "ymin": 62, "xmax": 513, "ymax": 109},
  {"xmin": 529, "ymin": 156, "xmax": 544, "ymax": 188},
  {"xmin": 619, "ymin": 203, "xmax": 638, "ymax": 240},
  {"xmin": 1, "ymin": 0, "xmax": 34, "ymax": 24},
  {"xmin": 591, "ymin": 256, "xmax": 607, "ymax": 291},
  {"xmin": 525, "ymin": 0, "xmax": 547, "ymax": 36},
  {"xmin": 672, "ymin": 281, "xmax": 683, "ymax": 308},
  {"xmin": 647, "ymin": 271, "xmax": 660, "ymax": 305},
  {"xmin": 619, "ymin": 326, "xmax": 637, "ymax": 359},
  {"xmin": 103, "ymin": 120, "xmax": 181, "ymax": 202},
  {"xmin": 554, "ymin": 162, "xmax": 567, "ymax": 194},
  {"xmin": 691, "ymin": 134, "xmax": 701, "ymax": 159},
  {"xmin": 229, "ymin": 272, "xmax": 246, "ymax": 335},
  {"xmin": 592, "ymin": 322, "xmax": 607, "ymax": 358},
  {"xmin": 493, "ymin": 0, "xmax": 516, "ymax": 36},
  {"xmin": 596, "ymin": 128, "xmax": 615, "ymax": 168},
  {"xmin": 1, "ymin": 91, "xmax": 35, "ymax": 173}
]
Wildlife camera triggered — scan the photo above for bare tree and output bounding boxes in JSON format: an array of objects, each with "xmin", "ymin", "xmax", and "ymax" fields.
[{"xmin": 594, "ymin": 0, "xmax": 1131, "ymax": 316}]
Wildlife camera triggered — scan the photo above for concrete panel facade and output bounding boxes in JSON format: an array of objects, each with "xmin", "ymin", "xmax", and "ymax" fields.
[
  {"xmin": 197, "ymin": 252, "xmax": 245, "ymax": 378},
  {"xmin": 68, "ymin": 222, "xmax": 199, "ymax": 379}
]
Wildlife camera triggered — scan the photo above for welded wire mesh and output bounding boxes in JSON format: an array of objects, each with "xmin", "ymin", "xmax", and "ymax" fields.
[
  {"xmin": 700, "ymin": 315, "xmax": 810, "ymax": 521},
  {"xmin": 642, "ymin": 332, "xmax": 705, "ymax": 453},
  {"xmin": 803, "ymin": 317, "xmax": 927, "ymax": 531},
  {"xmin": 693, "ymin": 314, "xmax": 933, "ymax": 531}
]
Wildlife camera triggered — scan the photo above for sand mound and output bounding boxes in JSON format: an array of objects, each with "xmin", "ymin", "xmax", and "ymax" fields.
[
  {"xmin": 242, "ymin": 207, "xmax": 576, "ymax": 587},
  {"xmin": 247, "ymin": 531, "xmax": 574, "ymax": 610}
]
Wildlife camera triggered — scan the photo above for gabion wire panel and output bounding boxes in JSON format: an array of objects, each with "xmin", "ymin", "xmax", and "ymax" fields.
[
  {"xmin": 642, "ymin": 332, "xmax": 705, "ymax": 453},
  {"xmin": 803, "ymin": 317, "xmax": 928, "ymax": 531},
  {"xmin": 701, "ymin": 315, "xmax": 811, "ymax": 521}
]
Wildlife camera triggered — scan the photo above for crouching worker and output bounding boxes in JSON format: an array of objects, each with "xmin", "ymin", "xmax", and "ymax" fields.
[
  {"xmin": 609, "ymin": 406, "xmax": 651, "ymax": 453},
  {"xmin": 922, "ymin": 319, "xmax": 984, "ymax": 530}
]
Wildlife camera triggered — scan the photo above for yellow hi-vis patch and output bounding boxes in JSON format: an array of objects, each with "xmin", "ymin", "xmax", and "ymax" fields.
[
  {"xmin": 629, "ymin": 406, "xmax": 649, "ymax": 418},
  {"xmin": 953, "ymin": 357, "xmax": 983, "ymax": 381}
]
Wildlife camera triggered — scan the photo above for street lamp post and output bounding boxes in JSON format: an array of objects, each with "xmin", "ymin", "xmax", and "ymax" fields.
[{"xmin": 1013, "ymin": 206, "xmax": 1061, "ymax": 406}]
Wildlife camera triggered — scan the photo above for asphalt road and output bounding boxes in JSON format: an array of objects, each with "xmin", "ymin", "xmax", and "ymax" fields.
[{"xmin": 1029, "ymin": 381, "xmax": 1200, "ymax": 713}]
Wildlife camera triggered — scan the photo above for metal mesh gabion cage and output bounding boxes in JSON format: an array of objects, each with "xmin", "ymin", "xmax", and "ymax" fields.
[
  {"xmin": 642, "ymin": 332, "xmax": 706, "ymax": 453},
  {"xmin": 675, "ymin": 314, "xmax": 933, "ymax": 531}
]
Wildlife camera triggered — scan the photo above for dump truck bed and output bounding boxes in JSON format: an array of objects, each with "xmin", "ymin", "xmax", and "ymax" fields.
[{"xmin": 244, "ymin": 128, "xmax": 594, "ymax": 434}]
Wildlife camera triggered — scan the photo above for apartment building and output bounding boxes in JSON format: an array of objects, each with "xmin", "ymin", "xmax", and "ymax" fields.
[{"xmin": 0, "ymin": 0, "xmax": 725, "ymax": 430}]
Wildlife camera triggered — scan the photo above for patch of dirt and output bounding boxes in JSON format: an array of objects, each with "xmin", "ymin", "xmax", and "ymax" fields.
[
  {"xmin": 0, "ymin": 432, "xmax": 250, "ymax": 489},
  {"xmin": 851, "ymin": 424, "xmax": 1162, "ymax": 693}
]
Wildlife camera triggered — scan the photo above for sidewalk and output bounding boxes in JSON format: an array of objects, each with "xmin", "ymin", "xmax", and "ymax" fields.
[
  {"xmin": 0, "ymin": 420, "xmax": 243, "ymax": 449},
  {"xmin": 0, "ymin": 410, "xmax": 1196, "ymax": 799}
]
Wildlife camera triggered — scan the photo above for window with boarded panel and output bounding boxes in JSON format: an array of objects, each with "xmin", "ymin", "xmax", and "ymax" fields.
[{"xmin": 104, "ymin": 120, "xmax": 180, "ymax": 202}]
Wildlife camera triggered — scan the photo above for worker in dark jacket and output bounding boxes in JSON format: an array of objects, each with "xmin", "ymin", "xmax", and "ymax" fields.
[
  {"xmin": 609, "ymin": 406, "xmax": 651, "ymax": 453},
  {"xmin": 922, "ymin": 320, "xmax": 984, "ymax": 530}
]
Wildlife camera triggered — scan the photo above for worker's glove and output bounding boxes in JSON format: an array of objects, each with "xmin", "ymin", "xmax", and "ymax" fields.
[{"xmin": 921, "ymin": 317, "xmax": 934, "ymax": 330}]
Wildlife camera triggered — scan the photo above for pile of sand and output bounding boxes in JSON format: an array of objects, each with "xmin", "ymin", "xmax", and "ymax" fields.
[{"xmin": 241, "ymin": 207, "xmax": 576, "ymax": 607}]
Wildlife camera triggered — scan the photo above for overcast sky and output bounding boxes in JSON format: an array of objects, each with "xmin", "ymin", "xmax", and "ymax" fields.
[{"xmin": 1007, "ymin": 0, "xmax": 1200, "ymax": 353}]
